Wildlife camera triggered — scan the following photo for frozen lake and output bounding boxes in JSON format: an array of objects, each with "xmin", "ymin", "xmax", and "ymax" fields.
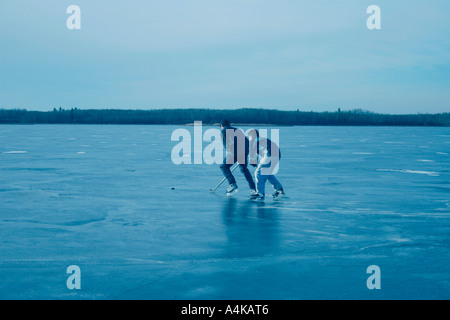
[{"xmin": 0, "ymin": 124, "xmax": 449, "ymax": 300}]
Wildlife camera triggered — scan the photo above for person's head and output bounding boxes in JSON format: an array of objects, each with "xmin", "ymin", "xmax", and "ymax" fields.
[
  {"xmin": 247, "ymin": 128, "xmax": 259, "ymax": 142},
  {"xmin": 220, "ymin": 119, "xmax": 230, "ymax": 129}
]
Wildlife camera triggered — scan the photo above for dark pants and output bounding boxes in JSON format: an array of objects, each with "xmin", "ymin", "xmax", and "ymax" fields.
[{"xmin": 220, "ymin": 158, "xmax": 256, "ymax": 190}]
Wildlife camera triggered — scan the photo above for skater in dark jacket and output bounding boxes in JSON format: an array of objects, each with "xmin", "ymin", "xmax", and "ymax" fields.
[
  {"xmin": 219, "ymin": 119, "xmax": 256, "ymax": 196},
  {"xmin": 247, "ymin": 129, "xmax": 285, "ymax": 201}
]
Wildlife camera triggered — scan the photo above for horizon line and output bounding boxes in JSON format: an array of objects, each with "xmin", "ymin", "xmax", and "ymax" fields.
[{"xmin": 1, "ymin": 107, "xmax": 449, "ymax": 116}]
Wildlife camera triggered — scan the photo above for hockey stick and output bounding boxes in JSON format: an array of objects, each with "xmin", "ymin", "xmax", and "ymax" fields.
[{"xmin": 210, "ymin": 163, "xmax": 239, "ymax": 193}]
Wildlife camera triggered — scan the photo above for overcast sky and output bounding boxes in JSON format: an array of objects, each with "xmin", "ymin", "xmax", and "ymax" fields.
[{"xmin": 0, "ymin": 0, "xmax": 449, "ymax": 114}]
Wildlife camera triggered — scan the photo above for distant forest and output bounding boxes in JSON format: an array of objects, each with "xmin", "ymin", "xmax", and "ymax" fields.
[{"xmin": 0, "ymin": 108, "xmax": 449, "ymax": 126}]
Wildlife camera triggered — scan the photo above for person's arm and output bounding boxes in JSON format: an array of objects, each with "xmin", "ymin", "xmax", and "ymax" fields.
[
  {"xmin": 248, "ymin": 137, "xmax": 258, "ymax": 167},
  {"xmin": 221, "ymin": 128, "xmax": 227, "ymax": 149},
  {"xmin": 266, "ymin": 138, "xmax": 281, "ymax": 160},
  {"xmin": 266, "ymin": 138, "xmax": 272, "ymax": 157}
]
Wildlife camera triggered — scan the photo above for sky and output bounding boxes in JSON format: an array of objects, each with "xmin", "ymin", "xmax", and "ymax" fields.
[{"xmin": 0, "ymin": 0, "xmax": 449, "ymax": 114}]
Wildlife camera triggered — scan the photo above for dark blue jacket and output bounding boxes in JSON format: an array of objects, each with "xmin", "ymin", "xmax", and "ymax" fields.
[{"xmin": 221, "ymin": 126, "xmax": 250, "ymax": 160}]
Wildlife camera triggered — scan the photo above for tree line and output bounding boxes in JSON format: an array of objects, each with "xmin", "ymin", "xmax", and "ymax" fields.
[{"xmin": 0, "ymin": 108, "xmax": 449, "ymax": 126}]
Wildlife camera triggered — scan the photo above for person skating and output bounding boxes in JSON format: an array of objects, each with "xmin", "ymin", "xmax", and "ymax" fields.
[
  {"xmin": 219, "ymin": 119, "xmax": 257, "ymax": 196},
  {"xmin": 247, "ymin": 129, "xmax": 285, "ymax": 201}
]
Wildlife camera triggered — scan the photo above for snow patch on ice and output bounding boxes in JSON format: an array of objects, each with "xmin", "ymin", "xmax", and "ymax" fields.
[
  {"xmin": 359, "ymin": 239, "xmax": 412, "ymax": 251},
  {"xmin": 3, "ymin": 151, "xmax": 28, "ymax": 154},
  {"xmin": 377, "ymin": 169, "xmax": 439, "ymax": 177}
]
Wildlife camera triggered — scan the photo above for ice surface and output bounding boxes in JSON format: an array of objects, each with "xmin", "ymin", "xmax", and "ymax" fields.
[{"xmin": 0, "ymin": 125, "xmax": 449, "ymax": 300}]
